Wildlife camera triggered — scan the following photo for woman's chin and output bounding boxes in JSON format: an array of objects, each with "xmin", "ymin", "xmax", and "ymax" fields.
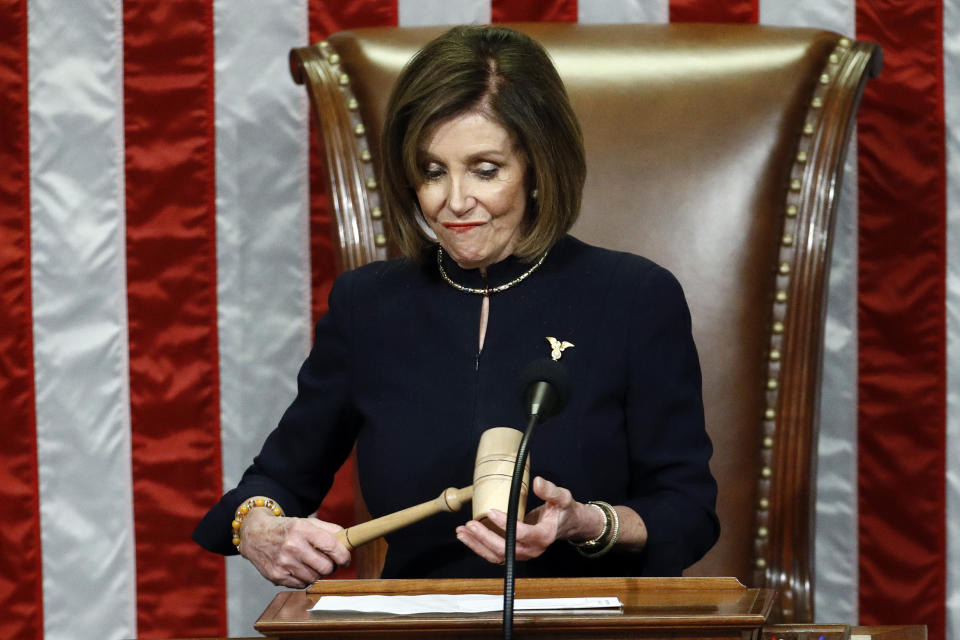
[{"xmin": 441, "ymin": 243, "xmax": 489, "ymax": 270}]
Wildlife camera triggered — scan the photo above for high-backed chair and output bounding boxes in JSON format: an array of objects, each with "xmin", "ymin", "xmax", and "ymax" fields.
[{"xmin": 290, "ymin": 23, "xmax": 881, "ymax": 623}]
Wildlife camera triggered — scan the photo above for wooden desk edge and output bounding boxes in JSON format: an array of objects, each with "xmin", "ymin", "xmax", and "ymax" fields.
[
  {"xmin": 257, "ymin": 578, "xmax": 776, "ymax": 637},
  {"xmin": 306, "ymin": 575, "xmax": 748, "ymax": 595}
]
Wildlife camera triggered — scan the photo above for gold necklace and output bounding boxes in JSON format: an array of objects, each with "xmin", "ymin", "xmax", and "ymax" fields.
[{"xmin": 436, "ymin": 247, "xmax": 548, "ymax": 295}]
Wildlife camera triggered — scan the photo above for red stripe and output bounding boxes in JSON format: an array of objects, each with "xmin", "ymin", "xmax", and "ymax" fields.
[
  {"xmin": 123, "ymin": 2, "xmax": 225, "ymax": 636},
  {"xmin": 307, "ymin": 0, "xmax": 398, "ymax": 325},
  {"xmin": 492, "ymin": 0, "xmax": 577, "ymax": 22},
  {"xmin": 0, "ymin": 1, "xmax": 43, "ymax": 638},
  {"xmin": 669, "ymin": 0, "xmax": 758, "ymax": 23},
  {"xmin": 309, "ymin": 0, "xmax": 397, "ymax": 40},
  {"xmin": 856, "ymin": 1, "xmax": 947, "ymax": 637},
  {"xmin": 307, "ymin": 0, "xmax": 397, "ymax": 578}
]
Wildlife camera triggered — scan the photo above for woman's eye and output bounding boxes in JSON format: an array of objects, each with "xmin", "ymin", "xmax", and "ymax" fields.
[
  {"xmin": 475, "ymin": 165, "xmax": 499, "ymax": 180},
  {"xmin": 422, "ymin": 165, "xmax": 444, "ymax": 181}
]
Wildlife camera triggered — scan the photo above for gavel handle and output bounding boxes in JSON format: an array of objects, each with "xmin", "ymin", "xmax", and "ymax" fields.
[{"xmin": 333, "ymin": 485, "xmax": 474, "ymax": 551}]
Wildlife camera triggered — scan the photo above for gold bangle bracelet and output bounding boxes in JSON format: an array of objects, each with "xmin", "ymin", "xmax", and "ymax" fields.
[
  {"xmin": 574, "ymin": 501, "xmax": 620, "ymax": 558},
  {"xmin": 569, "ymin": 502, "xmax": 609, "ymax": 549}
]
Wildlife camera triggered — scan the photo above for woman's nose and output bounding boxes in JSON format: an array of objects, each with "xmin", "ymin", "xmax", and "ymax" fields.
[{"xmin": 446, "ymin": 177, "xmax": 475, "ymax": 214}]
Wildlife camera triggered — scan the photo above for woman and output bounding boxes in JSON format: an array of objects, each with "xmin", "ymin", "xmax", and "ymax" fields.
[{"xmin": 194, "ymin": 25, "xmax": 718, "ymax": 588}]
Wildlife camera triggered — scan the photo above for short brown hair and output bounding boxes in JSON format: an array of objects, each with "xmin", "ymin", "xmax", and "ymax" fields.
[{"xmin": 381, "ymin": 25, "xmax": 586, "ymax": 261}]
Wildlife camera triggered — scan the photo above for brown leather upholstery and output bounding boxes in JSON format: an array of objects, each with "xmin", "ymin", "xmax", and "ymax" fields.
[{"xmin": 290, "ymin": 23, "xmax": 880, "ymax": 623}]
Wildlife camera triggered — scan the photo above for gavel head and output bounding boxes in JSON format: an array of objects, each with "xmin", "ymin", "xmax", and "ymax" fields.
[{"xmin": 472, "ymin": 427, "xmax": 530, "ymax": 534}]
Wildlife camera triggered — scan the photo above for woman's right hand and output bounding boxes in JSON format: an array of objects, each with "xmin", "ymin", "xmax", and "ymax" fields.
[{"xmin": 238, "ymin": 508, "xmax": 352, "ymax": 588}]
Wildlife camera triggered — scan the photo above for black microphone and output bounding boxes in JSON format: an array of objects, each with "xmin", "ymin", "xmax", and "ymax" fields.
[
  {"xmin": 520, "ymin": 358, "xmax": 572, "ymax": 420},
  {"xmin": 502, "ymin": 359, "xmax": 572, "ymax": 640}
]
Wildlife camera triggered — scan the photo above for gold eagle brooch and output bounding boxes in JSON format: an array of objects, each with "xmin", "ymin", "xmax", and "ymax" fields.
[{"xmin": 546, "ymin": 336, "xmax": 575, "ymax": 361}]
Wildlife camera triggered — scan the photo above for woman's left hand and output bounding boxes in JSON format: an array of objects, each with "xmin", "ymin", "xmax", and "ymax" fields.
[{"xmin": 455, "ymin": 476, "xmax": 606, "ymax": 564}]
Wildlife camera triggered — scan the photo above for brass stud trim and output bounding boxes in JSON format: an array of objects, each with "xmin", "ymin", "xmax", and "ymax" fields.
[
  {"xmin": 763, "ymin": 436, "xmax": 774, "ymax": 449},
  {"xmin": 772, "ymin": 321, "xmax": 784, "ymax": 334},
  {"xmin": 338, "ymin": 73, "xmax": 350, "ymax": 86},
  {"xmin": 767, "ymin": 378, "xmax": 778, "ymax": 391},
  {"xmin": 374, "ymin": 234, "xmax": 387, "ymax": 248},
  {"xmin": 765, "ymin": 408, "xmax": 776, "ymax": 421},
  {"xmin": 371, "ymin": 206, "xmax": 383, "ymax": 220},
  {"xmin": 758, "ymin": 526, "xmax": 769, "ymax": 538},
  {"xmin": 328, "ymin": 53, "xmax": 340, "ymax": 64},
  {"xmin": 759, "ymin": 498, "xmax": 770, "ymax": 510},
  {"xmin": 796, "ymin": 151, "xmax": 807, "ymax": 164},
  {"xmin": 354, "ymin": 123, "xmax": 366, "ymax": 136},
  {"xmin": 365, "ymin": 177, "xmax": 378, "ymax": 190},
  {"xmin": 318, "ymin": 41, "xmax": 329, "ymax": 49},
  {"xmin": 761, "ymin": 467, "xmax": 772, "ymax": 479},
  {"xmin": 778, "ymin": 262, "xmax": 791, "ymax": 275},
  {"xmin": 347, "ymin": 98, "xmax": 359, "ymax": 111},
  {"xmin": 360, "ymin": 149, "xmax": 372, "ymax": 162},
  {"xmin": 812, "ymin": 97, "xmax": 823, "ymax": 109},
  {"xmin": 786, "ymin": 204, "xmax": 798, "ymax": 217},
  {"xmin": 803, "ymin": 123, "xmax": 815, "ymax": 135},
  {"xmin": 782, "ymin": 233, "xmax": 794, "ymax": 246},
  {"xmin": 775, "ymin": 290, "xmax": 788, "ymax": 303},
  {"xmin": 839, "ymin": 37, "xmax": 851, "ymax": 47},
  {"xmin": 819, "ymin": 73, "xmax": 831, "ymax": 85},
  {"xmin": 756, "ymin": 557, "xmax": 768, "ymax": 569},
  {"xmin": 790, "ymin": 179, "xmax": 802, "ymax": 191},
  {"xmin": 829, "ymin": 53, "xmax": 839, "ymax": 65},
  {"xmin": 769, "ymin": 349, "xmax": 781, "ymax": 362}
]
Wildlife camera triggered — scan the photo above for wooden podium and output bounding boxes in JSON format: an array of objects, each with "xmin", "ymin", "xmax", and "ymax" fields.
[{"xmin": 255, "ymin": 576, "xmax": 776, "ymax": 639}]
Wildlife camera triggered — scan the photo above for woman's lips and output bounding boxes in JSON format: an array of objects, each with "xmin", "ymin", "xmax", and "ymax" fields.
[{"xmin": 443, "ymin": 222, "xmax": 485, "ymax": 234}]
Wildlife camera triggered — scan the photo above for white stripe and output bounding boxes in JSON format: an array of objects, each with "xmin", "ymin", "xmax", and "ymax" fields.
[
  {"xmin": 578, "ymin": 0, "xmax": 668, "ymax": 24},
  {"xmin": 759, "ymin": 0, "xmax": 855, "ymax": 31},
  {"xmin": 213, "ymin": 1, "xmax": 312, "ymax": 636},
  {"xmin": 28, "ymin": 1, "xmax": 136, "ymax": 639},
  {"xmin": 758, "ymin": 0, "xmax": 859, "ymax": 624},
  {"xmin": 944, "ymin": 0, "xmax": 960, "ymax": 636},
  {"xmin": 812, "ymin": 136, "xmax": 860, "ymax": 626},
  {"xmin": 398, "ymin": 0, "xmax": 490, "ymax": 26}
]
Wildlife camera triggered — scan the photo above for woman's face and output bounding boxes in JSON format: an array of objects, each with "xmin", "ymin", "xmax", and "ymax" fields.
[{"xmin": 415, "ymin": 112, "xmax": 529, "ymax": 271}]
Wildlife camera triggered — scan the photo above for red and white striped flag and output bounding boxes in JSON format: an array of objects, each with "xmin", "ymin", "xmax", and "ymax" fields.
[{"xmin": 1, "ymin": 1, "xmax": 956, "ymax": 638}]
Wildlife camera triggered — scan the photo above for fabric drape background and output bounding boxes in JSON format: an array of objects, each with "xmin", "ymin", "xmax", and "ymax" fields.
[{"xmin": 0, "ymin": 1, "xmax": 956, "ymax": 638}]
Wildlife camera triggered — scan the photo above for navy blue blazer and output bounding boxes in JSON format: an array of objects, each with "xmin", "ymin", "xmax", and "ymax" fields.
[{"xmin": 194, "ymin": 235, "xmax": 719, "ymax": 578}]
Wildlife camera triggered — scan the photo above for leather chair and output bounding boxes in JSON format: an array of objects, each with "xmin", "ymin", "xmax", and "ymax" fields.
[{"xmin": 290, "ymin": 23, "xmax": 881, "ymax": 623}]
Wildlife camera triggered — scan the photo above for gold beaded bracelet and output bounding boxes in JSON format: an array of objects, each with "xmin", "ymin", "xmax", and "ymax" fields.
[
  {"xmin": 571, "ymin": 501, "xmax": 620, "ymax": 558},
  {"xmin": 232, "ymin": 496, "xmax": 284, "ymax": 551}
]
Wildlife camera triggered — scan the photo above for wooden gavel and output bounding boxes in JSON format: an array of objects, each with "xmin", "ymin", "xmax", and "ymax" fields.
[{"xmin": 333, "ymin": 427, "xmax": 531, "ymax": 551}]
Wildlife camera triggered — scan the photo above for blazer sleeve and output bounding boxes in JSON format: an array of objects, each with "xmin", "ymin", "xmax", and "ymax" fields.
[
  {"xmin": 192, "ymin": 271, "xmax": 363, "ymax": 555},
  {"xmin": 620, "ymin": 263, "xmax": 720, "ymax": 574}
]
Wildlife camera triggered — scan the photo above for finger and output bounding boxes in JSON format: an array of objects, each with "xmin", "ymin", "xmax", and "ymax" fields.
[
  {"xmin": 283, "ymin": 561, "xmax": 321, "ymax": 587},
  {"xmin": 272, "ymin": 522, "xmax": 340, "ymax": 578},
  {"xmin": 298, "ymin": 548, "xmax": 338, "ymax": 579},
  {"xmin": 457, "ymin": 526, "xmax": 504, "ymax": 564},
  {"xmin": 471, "ymin": 513, "xmax": 552, "ymax": 561},
  {"xmin": 301, "ymin": 520, "xmax": 352, "ymax": 568},
  {"xmin": 268, "ymin": 569, "xmax": 304, "ymax": 589},
  {"xmin": 280, "ymin": 574, "xmax": 308, "ymax": 589},
  {"xmin": 533, "ymin": 476, "xmax": 571, "ymax": 506},
  {"xmin": 260, "ymin": 555, "xmax": 314, "ymax": 589},
  {"xmin": 489, "ymin": 508, "xmax": 551, "ymax": 540},
  {"xmin": 533, "ymin": 476, "xmax": 554, "ymax": 497},
  {"xmin": 458, "ymin": 521, "xmax": 507, "ymax": 564}
]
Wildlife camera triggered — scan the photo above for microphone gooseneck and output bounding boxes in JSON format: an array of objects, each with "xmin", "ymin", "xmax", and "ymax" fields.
[
  {"xmin": 502, "ymin": 359, "xmax": 571, "ymax": 640},
  {"xmin": 521, "ymin": 358, "xmax": 572, "ymax": 419}
]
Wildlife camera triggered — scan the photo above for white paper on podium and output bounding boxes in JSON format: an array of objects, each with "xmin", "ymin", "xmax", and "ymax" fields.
[{"xmin": 310, "ymin": 594, "xmax": 623, "ymax": 615}]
